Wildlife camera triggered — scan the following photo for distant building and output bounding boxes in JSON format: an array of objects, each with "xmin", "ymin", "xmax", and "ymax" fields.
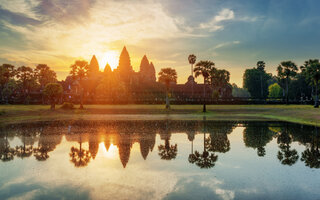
[{"xmin": 61, "ymin": 46, "xmax": 232, "ymax": 103}]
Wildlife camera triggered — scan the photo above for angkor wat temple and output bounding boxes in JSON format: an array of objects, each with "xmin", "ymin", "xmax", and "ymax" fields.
[{"xmin": 61, "ymin": 46, "xmax": 232, "ymax": 104}]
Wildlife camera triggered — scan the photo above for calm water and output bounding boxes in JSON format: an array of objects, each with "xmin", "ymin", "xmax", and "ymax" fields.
[{"xmin": 0, "ymin": 120, "xmax": 319, "ymax": 200}]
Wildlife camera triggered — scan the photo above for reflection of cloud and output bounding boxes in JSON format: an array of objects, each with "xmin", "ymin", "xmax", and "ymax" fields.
[
  {"xmin": 0, "ymin": 183, "xmax": 90, "ymax": 200},
  {"xmin": 164, "ymin": 176, "xmax": 234, "ymax": 200}
]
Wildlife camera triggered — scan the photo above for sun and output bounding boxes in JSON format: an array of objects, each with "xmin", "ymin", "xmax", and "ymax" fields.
[{"xmin": 99, "ymin": 51, "xmax": 119, "ymax": 71}]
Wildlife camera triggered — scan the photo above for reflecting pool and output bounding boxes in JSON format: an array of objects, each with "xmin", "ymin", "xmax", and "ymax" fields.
[{"xmin": 0, "ymin": 120, "xmax": 320, "ymax": 200}]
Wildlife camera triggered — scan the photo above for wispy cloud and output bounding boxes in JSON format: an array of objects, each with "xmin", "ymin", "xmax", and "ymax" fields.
[{"xmin": 199, "ymin": 9, "xmax": 235, "ymax": 32}]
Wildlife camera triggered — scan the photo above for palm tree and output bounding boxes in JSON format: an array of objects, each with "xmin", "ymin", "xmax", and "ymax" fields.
[
  {"xmin": 301, "ymin": 127, "xmax": 320, "ymax": 168},
  {"xmin": 301, "ymin": 59, "xmax": 320, "ymax": 108},
  {"xmin": 158, "ymin": 120, "xmax": 178, "ymax": 160},
  {"xmin": 70, "ymin": 60, "xmax": 89, "ymax": 109},
  {"xmin": 194, "ymin": 61, "xmax": 215, "ymax": 112},
  {"xmin": 158, "ymin": 68, "xmax": 177, "ymax": 109},
  {"xmin": 69, "ymin": 134, "xmax": 92, "ymax": 167},
  {"xmin": 188, "ymin": 54, "xmax": 197, "ymax": 77},
  {"xmin": 188, "ymin": 118, "xmax": 218, "ymax": 168},
  {"xmin": 257, "ymin": 61, "xmax": 266, "ymax": 98},
  {"xmin": 277, "ymin": 126, "xmax": 299, "ymax": 166},
  {"xmin": 277, "ymin": 61, "xmax": 298, "ymax": 104}
]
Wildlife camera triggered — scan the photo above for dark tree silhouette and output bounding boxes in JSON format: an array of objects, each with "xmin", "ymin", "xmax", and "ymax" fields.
[
  {"xmin": 194, "ymin": 61, "xmax": 215, "ymax": 112},
  {"xmin": 188, "ymin": 118, "xmax": 218, "ymax": 169},
  {"xmin": 69, "ymin": 134, "xmax": 91, "ymax": 167},
  {"xmin": 277, "ymin": 61, "xmax": 298, "ymax": 104},
  {"xmin": 158, "ymin": 120, "xmax": 178, "ymax": 160},
  {"xmin": 301, "ymin": 127, "xmax": 320, "ymax": 168},
  {"xmin": 43, "ymin": 83, "xmax": 63, "ymax": 110},
  {"xmin": 188, "ymin": 54, "xmax": 197, "ymax": 76},
  {"xmin": 158, "ymin": 68, "xmax": 177, "ymax": 109},
  {"xmin": 243, "ymin": 123, "xmax": 275, "ymax": 157},
  {"xmin": 70, "ymin": 60, "xmax": 89, "ymax": 109},
  {"xmin": 0, "ymin": 132, "xmax": 15, "ymax": 162},
  {"xmin": 301, "ymin": 59, "xmax": 320, "ymax": 108},
  {"xmin": 277, "ymin": 126, "xmax": 299, "ymax": 166}
]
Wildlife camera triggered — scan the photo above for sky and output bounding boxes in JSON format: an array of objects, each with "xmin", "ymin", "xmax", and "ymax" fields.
[{"xmin": 1, "ymin": 0, "xmax": 320, "ymax": 86}]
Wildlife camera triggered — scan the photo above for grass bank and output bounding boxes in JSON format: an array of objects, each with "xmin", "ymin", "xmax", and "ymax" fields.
[{"xmin": 0, "ymin": 104, "xmax": 319, "ymax": 126}]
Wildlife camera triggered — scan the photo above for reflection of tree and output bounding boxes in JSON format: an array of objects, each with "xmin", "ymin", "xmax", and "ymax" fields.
[
  {"xmin": 301, "ymin": 127, "xmax": 320, "ymax": 168},
  {"xmin": 208, "ymin": 132, "xmax": 230, "ymax": 153},
  {"xmin": 33, "ymin": 131, "xmax": 63, "ymax": 161},
  {"xmin": 0, "ymin": 132, "xmax": 15, "ymax": 162},
  {"xmin": 15, "ymin": 130, "xmax": 36, "ymax": 159},
  {"xmin": 277, "ymin": 126, "xmax": 299, "ymax": 166},
  {"xmin": 188, "ymin": 118, "xmax": 218, "ymax": 169},
  {"xmin": 207, "ymin": 122, "xmax": 235, "ymax": 153},
  {"xmin": 69, "ymin": 134, "xmax": 91, "ymax": 167},
  {"xmin": 243, "ymin": 123, "xmax": 274, "ymax": 157},
  {"xmin": 187, "ymin": 130, "xmax": 196, "ymax": 164},
  {"xmin": 89, "ymin": 134, "xmax": 99, "ymax": 160},
  {"xmin": 158, "ymin": 120, "xmax": 178, "ymax": 160}
]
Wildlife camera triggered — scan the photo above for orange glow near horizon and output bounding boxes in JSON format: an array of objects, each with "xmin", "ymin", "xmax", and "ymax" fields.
[
  {"xmin": 99, "ymin": 51, "xmax": 119, "ymax": 71},
  {"xmin": 99, "ymin": 142, "xmax": 118, "ymax": 159}
]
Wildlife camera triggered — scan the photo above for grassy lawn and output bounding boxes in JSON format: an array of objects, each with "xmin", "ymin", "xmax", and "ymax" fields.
[{"xmin": 0, "ymin": 104, "xmax": 319, "ymax": 126}]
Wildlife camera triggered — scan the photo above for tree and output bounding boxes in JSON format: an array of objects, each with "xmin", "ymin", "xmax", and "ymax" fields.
[
  {"xmin": 257, "ymin": 61, "xmax": 266, "ymax": 98},
  {"xmin": 243, "ymin": 65, "xmax": 271, "ymax": 99},
  {"xmin": 70, "ymin": 60, "xmax": 89, "ymax": 109},
  {"xmin": 16, "ymin": 66, "xmax": 38, "ymax": 104},
  {"xmin": 277, "ymin": 61, "xmax": 298, "ymax": 104},
  {"xmin": 301, "ymin": 59, "xmax": 320, "ymax": 108},
  {"xmin": 188, "ymin": 54, "xmax": 197, "ymax": 76},
  {"xmin": 0, "ymin": 64, "xmax": 16, "ymax": 103},
  {"xmin": 194, "ymin": 61, "xmax": 215, "ymax": 112},
  {"xmin": 1, "ymin": 79, "xmax": 17, "ymax": 104},
  {"xmin": 210, "ymin": 68, "xmax": 230, "ymax": 98},
  {"xmin": 268, "ymin": 83, "xmax": 282, "ymax": 98},
  {"xmin": 34, "ymin": 64, "xmax": 57, "ymax": 89},
  {"xmin": 43, "ymin": 83, "xmax": 63, "ymax": 110},
  {"xmin": 158, "ymin": 68, "xmax": 177, "ymax": 109}
]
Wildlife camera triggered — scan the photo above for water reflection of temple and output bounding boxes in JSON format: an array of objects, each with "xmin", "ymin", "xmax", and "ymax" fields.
[{"xmin": 0, "ymin": 121, "xmax": 319, "ymax": 169}]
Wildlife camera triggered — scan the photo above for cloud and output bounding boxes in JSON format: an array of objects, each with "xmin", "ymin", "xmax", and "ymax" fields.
[
  {"xmin": 0, "ymin": 0, "xmax": 190, "ymax": 70},
  {"xmin": 199, "ymin": 9, "xmax": 235, "ymax": 32},
  {"xmin": 212, "ymin": 41, "xmax": 241, "ymax": 50}
]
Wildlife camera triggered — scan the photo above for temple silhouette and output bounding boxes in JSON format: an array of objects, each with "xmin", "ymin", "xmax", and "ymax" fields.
[{"xmin": 62, "ymin": 46, "xmax": 232, "ymax": 104}]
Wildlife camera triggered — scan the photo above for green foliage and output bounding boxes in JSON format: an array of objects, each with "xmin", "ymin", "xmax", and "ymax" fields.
[
  {"xmin": 35, "ymin": 64, "xmax": 57, "ymax": 88},
  {"xmin": 61, "ymin": 102, "xmax": 74, "ymax": 110},
  {"xmin": 268, "ymin": 83, "xmax": 282, "ymax": 98},
  {"xmin": 43, "ymin": 83, "xmax": 63, "ymax": 98},
  {"xmin": 243, "ymin": 64, "xmax": 271, "ymax": 99},
  {"xmin": 16, "ymin": 66, "xmax": 38, "ymax": 103},
  {"xmin": 232, "ymin": 84, "xmax": 251, "ymax": 98}
]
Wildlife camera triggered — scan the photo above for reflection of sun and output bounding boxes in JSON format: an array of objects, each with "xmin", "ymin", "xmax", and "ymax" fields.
[
  {"xmin": 99, "ymin": 142, "xmax": 118, "ymax": 159},
  {"xmin": 100, "ymin": 51, "xmax": 119, "ymax": 71}
]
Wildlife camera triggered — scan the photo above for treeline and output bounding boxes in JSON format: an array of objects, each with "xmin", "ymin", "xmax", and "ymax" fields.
[
  {"xmin": 1, "ymin": 58, "xmax": 319, "ymax": 108},
  {"xmin": 0, "ymin": 64, "xmax": 57, "ymax": 105},
  {"xmin": 237, "ymin": 60, "xmax": 320, "ymax": 107}
]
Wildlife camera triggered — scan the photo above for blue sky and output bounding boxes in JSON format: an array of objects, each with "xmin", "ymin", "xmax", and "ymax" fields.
[{"xmin": 0, "ymin": 0, "xmax": 320, "ymax": 85}]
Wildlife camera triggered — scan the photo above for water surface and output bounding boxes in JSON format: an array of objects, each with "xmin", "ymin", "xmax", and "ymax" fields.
[{"xmin": 0, "ymin": 120, "xmax": 319, "ymax": 200}]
